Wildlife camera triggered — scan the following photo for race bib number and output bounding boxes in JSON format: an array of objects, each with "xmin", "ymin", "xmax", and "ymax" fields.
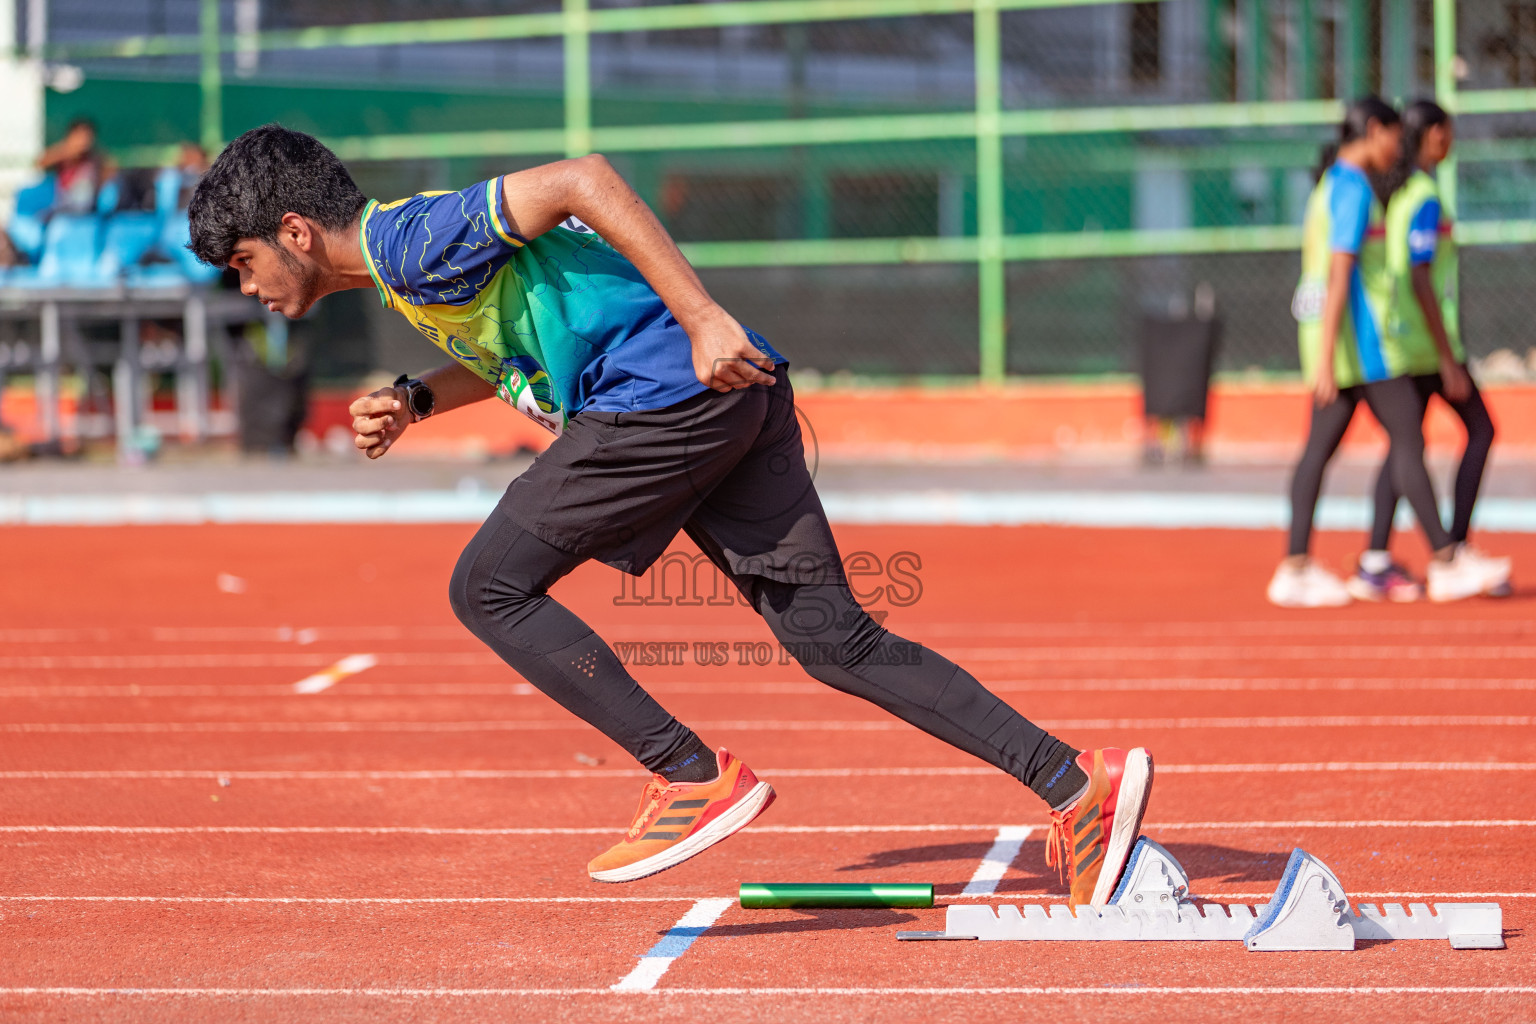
[
  {"xmin": 1291, "ymin": 278, "xmax": 1325, "ymax": 323},
  {"xmin": 496, "ymin": 366, "xmax": 565, "ymax": 436}
]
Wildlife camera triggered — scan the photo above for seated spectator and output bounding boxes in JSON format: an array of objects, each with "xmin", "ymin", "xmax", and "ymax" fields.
[{"xmin": 38, "ymin": 118, "xmax": 105, "ymax": 214}]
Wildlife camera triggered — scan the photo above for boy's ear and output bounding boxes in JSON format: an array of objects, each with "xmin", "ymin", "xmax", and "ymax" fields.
[{"xmin": 279, "ymin": 211, "xmax": 315, "ymax": 252}]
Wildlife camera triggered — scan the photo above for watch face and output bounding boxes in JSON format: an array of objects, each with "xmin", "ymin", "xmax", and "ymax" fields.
[{"xmin": 409, "ymin": 386, "xmax": 433, "ymax": 418}]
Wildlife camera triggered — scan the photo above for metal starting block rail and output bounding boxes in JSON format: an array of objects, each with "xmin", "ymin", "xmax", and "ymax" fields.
[{"xmin": 898, "ymin": 838, "xmax": 1504, "ymax": 951}]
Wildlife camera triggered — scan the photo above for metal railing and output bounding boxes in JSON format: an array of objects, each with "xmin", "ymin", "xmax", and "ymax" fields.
[{"xmin": 44, "ymin": 0, "xmax": 1536, "ymax": 382}]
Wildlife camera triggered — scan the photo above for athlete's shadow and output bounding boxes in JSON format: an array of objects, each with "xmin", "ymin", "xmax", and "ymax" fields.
[
  {"xmin": 704, "ymin": 908, "xmax": 920, "ymax": 936},
  {"xmin": 836, "ymin": 839, "xmax": 1291, "ymax": 895}
]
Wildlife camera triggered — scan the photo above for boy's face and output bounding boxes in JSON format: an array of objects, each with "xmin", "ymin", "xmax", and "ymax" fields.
[{"xmin": 228, "ymin": 226, "xmax": 323, "ymax": 319}]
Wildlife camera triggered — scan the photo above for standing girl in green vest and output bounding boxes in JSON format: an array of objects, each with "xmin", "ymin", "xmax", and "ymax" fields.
[
  {"xmin": 1271, "ymin": 97, "xmax": 1507, "ymax": 607},
  {"xmin": 1348, "ymin": 100, "xmax": 1511, "ymax": 601}
]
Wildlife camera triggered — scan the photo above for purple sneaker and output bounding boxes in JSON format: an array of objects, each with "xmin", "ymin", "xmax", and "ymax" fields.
[{"xmin": 1346, "ymin": 562, "xmax": 1424, "ymax": 603}]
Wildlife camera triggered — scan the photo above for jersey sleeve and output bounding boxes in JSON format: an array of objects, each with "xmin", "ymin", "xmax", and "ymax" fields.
[
  {"xmin": 1406, "ymin": 198, "xmax": 1442, "ymax": 265},
  {"xmin": 364, "ymin": 177, "xmax": 527, "ymax": 306},
  {"xmin": 1327, "ymin": 171, "xmax": 1372, "ymax": 255}
]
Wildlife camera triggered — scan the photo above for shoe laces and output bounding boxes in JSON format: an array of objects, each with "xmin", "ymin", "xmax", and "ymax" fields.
[
  {"xmin": 625, "ymin": 777, "xmax": 670, "ymax": 842},
  {"xmin": 1044, "ymin": 810, "xmax": 1071, "ymax": 885}
]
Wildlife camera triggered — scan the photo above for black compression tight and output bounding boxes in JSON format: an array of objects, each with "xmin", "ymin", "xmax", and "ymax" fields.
[
  {"xmin": 448, "ymin": 510, "xmax": 1077, "ymax": 804},
  {"xmin": 1286, "ymin": 375, "xmax": 1452, "ymax": 557},
  {"xmin": 1369, "ymin": 372, "xmax": 1494, "ymax": 549}
]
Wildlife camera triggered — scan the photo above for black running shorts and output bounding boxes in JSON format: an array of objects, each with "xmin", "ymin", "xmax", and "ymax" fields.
[{"xmin": 496, "ymin": 365, "xmax": 844, "ymax": 585}]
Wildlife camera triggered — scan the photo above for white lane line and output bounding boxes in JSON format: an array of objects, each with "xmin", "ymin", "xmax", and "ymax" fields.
[
  {"xmin": 5, "ymin": 678, "xmax": 1536, "ymax": 698},
  {"xmin": 11, "ymin": 644, "xmax": 1536, "ymax": 670},
  {"xmin": 8, "ymin": 892, "xmax": 1534, "ymax": 905},
  {"xmin": 292, "ymin": 654, "xmax": 377, "ymax": 695},
  {"xmin": 3, "ymin": 985, "xmax": 1534, "ymax": 997},
  {"xmin": 7, "ymin": 761, "xmax": 1532, "ymax": 781},
  {"xmin": 4, "ymin": 819, "xmax": 1535, "ymax": 836},
  {"xmin": 942, "ymin": 646, "xmax": 1536, "ymax": 662},
  {"xmin": 981, "ymin": 678, "xmax": 1536, "ymax": 692},
  {"xmin": 10, "ymin": 618, "xmax": 1536, "ymax": 644},
  {"xmin": 961, "ymin": 826, "xmax": 1033, "ymax": 896},
  {"xmin": 611, "ymin": 897, "xmax": 733, "ymax": 993},
  {"xmin": 0, "ymin": 684, "xmax": 539, "ymax": 699},
  {"xmin": 5, "ymin": 715, "xmax": 1533, "ymax": 733},
  {"xmin": 0, "ymin": 895, "xmax": 708, "ymax": 904}
]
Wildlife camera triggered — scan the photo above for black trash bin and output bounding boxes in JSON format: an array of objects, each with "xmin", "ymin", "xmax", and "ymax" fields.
[
  {"xmin": 234, "ymin": 319, "xmax": 309, "ymax": 455},
  {"xmin": 1138, "ymin": 311, "xmax": 1220, "ymax": 465}
]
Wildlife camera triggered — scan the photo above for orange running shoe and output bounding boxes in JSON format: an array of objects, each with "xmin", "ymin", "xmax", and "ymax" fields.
[
  {"xmin": 588, "ymin": 748, "xmax": 775, "ymax": 883},
  {"xmin": 1045, "ymin": 746, "xmax": 1154, "ymax": 907}
]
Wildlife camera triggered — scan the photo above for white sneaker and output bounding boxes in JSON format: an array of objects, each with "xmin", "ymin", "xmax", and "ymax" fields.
[
  {"xmin": 1267, "ymin": 560, "xmax": 1352, "ymax": 608},
  {"xmin": 1427, "ymin": 544, "xmax": 1512, "ymax": 603}
]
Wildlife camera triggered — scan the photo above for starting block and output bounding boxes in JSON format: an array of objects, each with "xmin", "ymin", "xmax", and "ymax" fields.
[{"xmin": 899, "ymin": 838, "xmax": 1503, "ymax": 951}]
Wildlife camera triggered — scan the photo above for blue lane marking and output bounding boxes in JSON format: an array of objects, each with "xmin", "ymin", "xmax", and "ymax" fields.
[
  {"xmin": 6, "ymin": 491, "xmax": 1536, "ymax": 532},
  {"xmin": 643, "ymin": 925, "xmax": 712, "ymax": 960}
]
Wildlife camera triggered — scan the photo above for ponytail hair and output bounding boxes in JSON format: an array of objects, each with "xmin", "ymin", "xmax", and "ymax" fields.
[
  {"xmin": 1314, "ymin": 94, "xmax": 1401, "ymax": 182},
  {"xmin": 1378, "ymin": 98, "xmax": 1451, "ymax": 198}
]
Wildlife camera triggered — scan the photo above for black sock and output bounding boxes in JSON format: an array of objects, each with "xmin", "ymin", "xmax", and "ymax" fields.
[
  {"xmin": 653, "ymin": 733, "xmax": 719, "ymax": 784},
  {"xmin": 1030, "ymin": 741, "xmax": 1088, "ymax": 810}
]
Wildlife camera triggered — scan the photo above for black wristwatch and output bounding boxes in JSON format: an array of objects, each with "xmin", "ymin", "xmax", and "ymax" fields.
[{"xmin": 393, "ymin": 374, "xmax": 435, "ymax": 422}]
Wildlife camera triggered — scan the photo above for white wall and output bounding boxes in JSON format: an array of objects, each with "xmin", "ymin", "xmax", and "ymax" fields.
[{"xmin": 0, "ymin": 0, "xmax": 45, "ymax": 224}]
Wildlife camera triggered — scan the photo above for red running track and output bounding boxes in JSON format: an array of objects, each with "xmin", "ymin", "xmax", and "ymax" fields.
[{"xmin": 2, "ymin": 523, "xmax": 1534, "ymax": 1023}]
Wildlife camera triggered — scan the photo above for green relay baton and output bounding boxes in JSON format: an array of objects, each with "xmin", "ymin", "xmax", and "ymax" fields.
[{"xmin": 739, "ymin": 883, "xmax": 934, "ymax": 909}]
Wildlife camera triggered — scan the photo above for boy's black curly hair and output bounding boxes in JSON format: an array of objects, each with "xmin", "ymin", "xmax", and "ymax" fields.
[{"xmin": 188, "ymin": 124, "xmax": 367, "ymax": 267}]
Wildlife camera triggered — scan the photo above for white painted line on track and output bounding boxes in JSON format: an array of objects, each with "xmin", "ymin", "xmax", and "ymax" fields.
[
  {"xmin": 5, "ymin": 715, "xmax": 1532, "ymax": 733},
  {"xmin": 5, "ymin": 677, "xmax": 1536, "ymax": 697},
  {"xmin": 942, "ymin": 645, "xmax": 1536, "ymax": 662},
  {"xmin": 12, "ymin": 644, "xmax": 1536, "ymax": 671},
  {"xmin": 3, "ymin": 985, "xmax": 1534, "ymax": 997},
  {"xmin": 611, "ymin": 897, "xmax": 733, "ymax": 993},
  {"xmin": 7, "ymin": 761, "xmax": 1531, "ymax": 781},
  {"xmin": 4, "ymin": 819, "xmax": 1535, "ymax": 836},
  {"xmin": 11, "ymin": 618, "xmax": 1536, "ymax": 644},
  {"xmin": 0, "ymin": 895, "xmax": 710, "ymax": 904},
  {"xmin": 1193, "ymin": 891, "xmax": 1536, "ymax": 901},
  {"xmin": 292, "ymin": 654, "xmax": 377, "ymax": 695},
  {"xmin": 980, "ymin": 677, "xmax": 1536, "ymax": 692},
  {"xmin": 8, "ymin": 891, "xmax": 1534, "ymax": 904},
  {"xmin": 960, "ymin": 826, "xmax": 1033, "ymax": 896},
  {"xmin": 7, "ymin": 678, "xmax": 1536, "ymax": 698}
]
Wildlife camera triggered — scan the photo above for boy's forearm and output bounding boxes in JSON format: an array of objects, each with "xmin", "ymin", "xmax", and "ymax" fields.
[{"xmin": 416, "ymin": 361, "xmax": 496, "ymax": 416}]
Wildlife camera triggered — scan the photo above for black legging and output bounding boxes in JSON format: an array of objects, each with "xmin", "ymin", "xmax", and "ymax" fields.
[
  {"xmin": 1287, "ymin": 375, "xmax": 1452, "ymax": 557},
  {"xmin": 1369, "ymin": 371, "xmax": 1494, "ymax": 550},
  {"xmin": 449, "ymin": 509, "xmax": 1073, "ymax": 802}
]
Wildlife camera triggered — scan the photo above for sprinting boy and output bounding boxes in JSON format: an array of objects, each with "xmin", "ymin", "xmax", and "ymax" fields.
[{"xmin": 188, "ymin": 124, "xmax": 1152, "ymax": 902}]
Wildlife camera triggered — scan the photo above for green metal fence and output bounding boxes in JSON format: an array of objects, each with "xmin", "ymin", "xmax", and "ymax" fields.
[{"xmin": 42, "ymin": 0, "xmax": 1536, "ymax": 382}]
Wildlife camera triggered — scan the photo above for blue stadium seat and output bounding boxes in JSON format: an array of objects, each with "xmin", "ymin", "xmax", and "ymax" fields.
[
  {"xmin": 98, "ymin": 212, "xmax": 162, "ymax": 278},
  {"xmin": 5, "ymin": 214, "xmax": 106, "ymax": 289},
  {"xmin": 159, "ymin": 212, "xmax": 220, "ymax": 284},
  {"xmin": 7, "ymin": 176, "xmax": 58, "ymax": 263},
  {"xmin": 154, "ymin": 168, "xmax": 184, "ymax": 215},
  {"xmin": 95, "ymin": 178, "xmax": 122, "ymax": 215}
]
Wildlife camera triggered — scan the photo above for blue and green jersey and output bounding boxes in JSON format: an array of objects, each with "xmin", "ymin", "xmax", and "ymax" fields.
[
  {"xmin": 1385, "ymin": 169, "xmax": 1461, "ymax": 373},
  {"xmin": 360, "ymin": 176, "xmax": 782, "ymax": 434},
  {"xmin": 1293, "ymin": 161, "xmax": 1396, "ymax": 388}
]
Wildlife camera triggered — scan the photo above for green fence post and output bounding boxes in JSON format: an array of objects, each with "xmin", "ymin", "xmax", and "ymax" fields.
[
  {"xmin": 199, "ymin": 0, "xmax": 222, "ymax": 152},
  {"xmin": 564, "ymin": 0, "xmax": 592, "ymax": 157},
  {"xmin": 975, "ymin": 0, "xmax": 1005, "ymax": 384},
  {"xmin": 1205, "ymin": 0, "xmax": 1225, "ymax": 100},
  {"xmin": 1433, "ymin": 0, "xmax": 1456, "ymax": 216},
  {"xmin": 1240, "ymin": 0, "xmax": 1265, "ymax": 102},
  {"xmin": 1343, "ymin": 0, "xmax": 1369, "ymax": 98},
  {"xmin": 1384, "ymin": 0, "xmax": 1411, "ymax": 100},
  {"xmin": 1296, "ymin": 0, "xmax": 1315, "ymax": 99}
]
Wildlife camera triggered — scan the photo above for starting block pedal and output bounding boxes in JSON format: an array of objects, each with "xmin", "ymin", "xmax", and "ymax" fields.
[{"xmin": 908, "ymin": 837, "xmax": 1504, "ymax": 951}]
